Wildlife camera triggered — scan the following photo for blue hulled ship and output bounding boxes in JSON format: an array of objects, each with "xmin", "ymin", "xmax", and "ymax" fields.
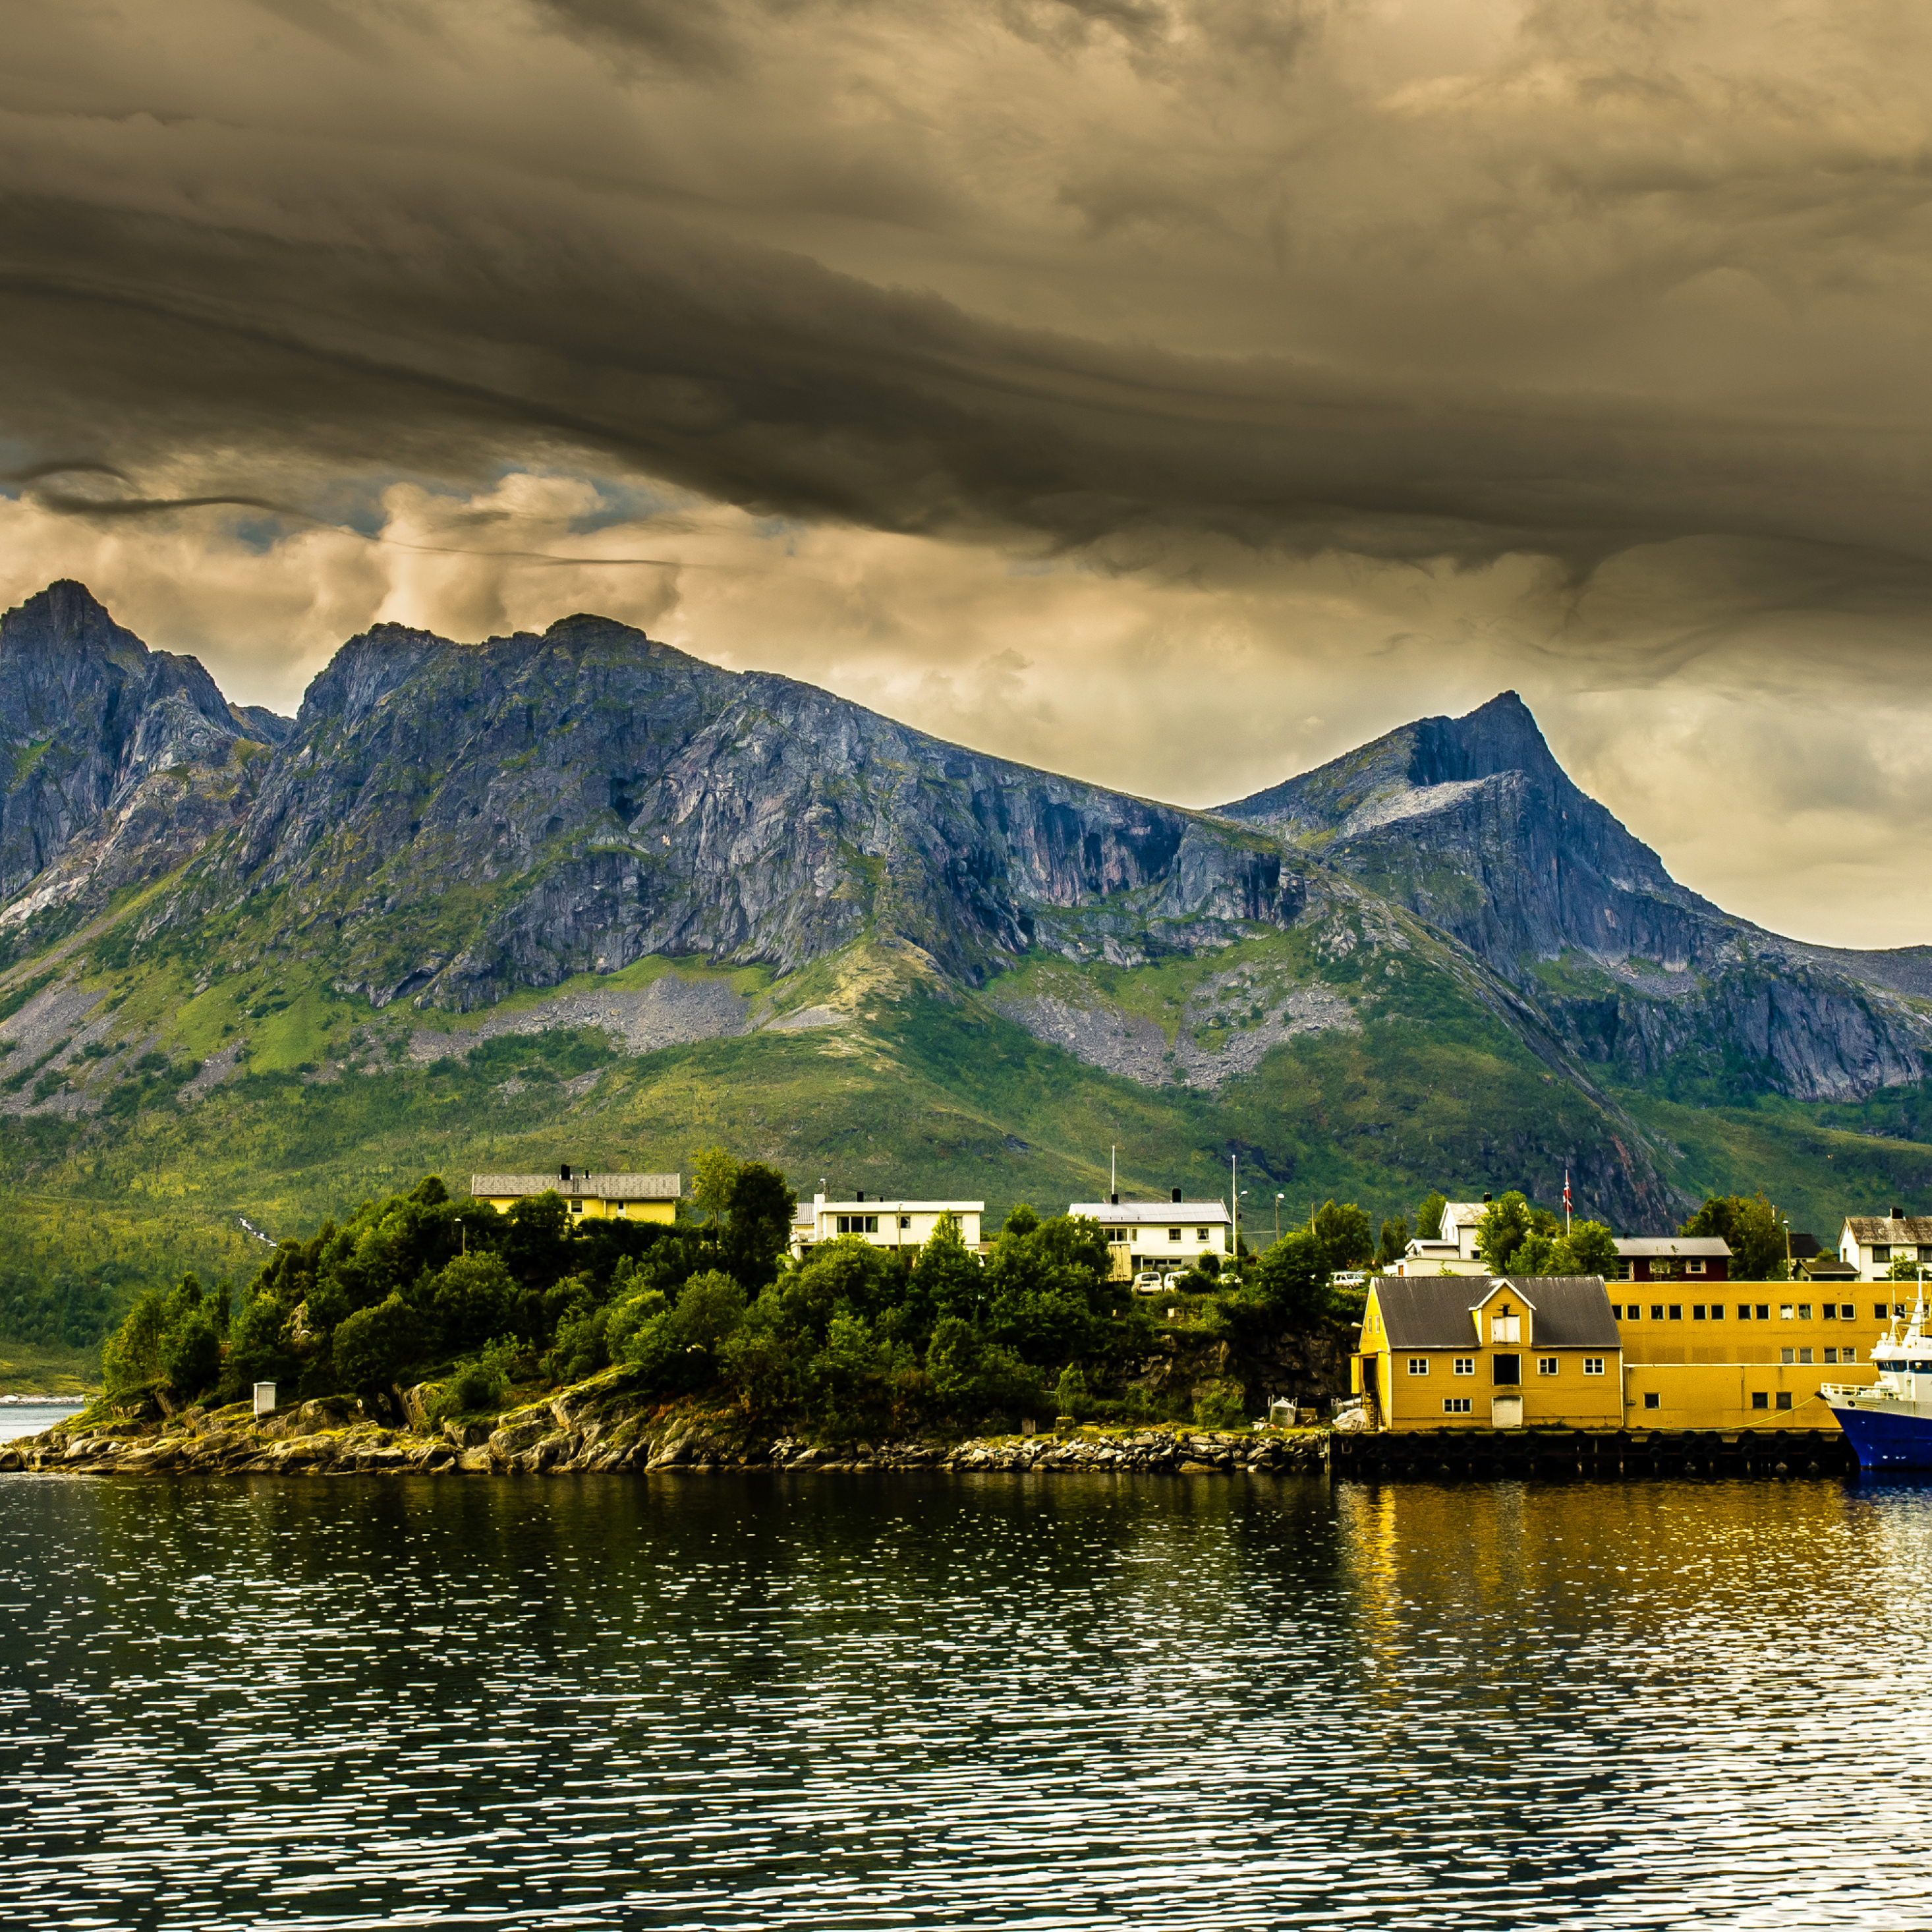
[{"xmin": 1825, "ymin": 1302, "xmax": 1932, "ymax": 1470}]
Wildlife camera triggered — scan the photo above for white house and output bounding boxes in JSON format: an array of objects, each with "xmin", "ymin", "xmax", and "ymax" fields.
[
  {"xmin": 1067, "ymin": 1194, "xmax": 1230, "ymax": 1282},
  {"xmin": 1840, "ymin": 1210, "xmax": 1932, "ymax": 1281},
  {"xmin": 793, "ymin": 1193, "xmax": 983, "ymax": 1259},
  {"xmin": 1396, "ymin": 1199, "xmax": 1491, "ymax": 1276}
]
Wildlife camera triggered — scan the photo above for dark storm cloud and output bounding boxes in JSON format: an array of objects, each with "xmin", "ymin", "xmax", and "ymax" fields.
[{"xmin": 4, "ymin": 0, "xmax": 1932, "ymax": 611}]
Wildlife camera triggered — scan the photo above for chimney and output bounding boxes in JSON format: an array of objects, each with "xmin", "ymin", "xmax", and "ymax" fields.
[
  {"xmin": 1482, "ymin": 1192, "xmax": 1492, "ymax": 1203},
  {"xmin": 856, "ymin": 1188, "xmax": 864, "ymax": 1202},
  {"xmin": 1110, "ymin": 1192, "xmax": 1119, "ymax": 1206},
  {"xmin": 1172, "ymin": 1187, "xmax": 1181, "ymax": 1203},
  {"xmin": 1893, "ymin": 1206, "xmax": 1905, "ymax": 1220},
  {"xmin": 560, "ymin": 1162, "xmax": 571, "ymax": 1182}
]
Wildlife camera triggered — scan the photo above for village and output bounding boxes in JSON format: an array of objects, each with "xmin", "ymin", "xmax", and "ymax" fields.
[{"xmin": 473, "ymin": 1166, "xmax": 1925, "ymax": 1445}]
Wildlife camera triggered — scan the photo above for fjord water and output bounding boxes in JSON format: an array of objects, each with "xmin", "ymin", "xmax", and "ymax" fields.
[{"xmin": 2, "ymin": 1473, "xmax": 1926, "ymax": 1930}]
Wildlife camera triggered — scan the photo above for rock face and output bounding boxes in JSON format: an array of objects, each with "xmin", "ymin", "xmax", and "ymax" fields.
[
  {"xmin": 0, "ymin": 582, "xmax": 293, "ymax": 943},
  {"xmin": 181, "ymin": 613, "xmax": 1305, "ymax": 1006},
  {"xmin": 3, "ymin": 581, "xmax": 1930, "ymax": 1120},
  {"xmin": 1219, "ymin": 692, "xmax": 1932, "ymax": 1100}
]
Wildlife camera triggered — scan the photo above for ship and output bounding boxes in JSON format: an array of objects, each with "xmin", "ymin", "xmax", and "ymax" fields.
[{"xmin": 1823, "ymin": 1297, "xmax": 1932, "ymax": 1470}]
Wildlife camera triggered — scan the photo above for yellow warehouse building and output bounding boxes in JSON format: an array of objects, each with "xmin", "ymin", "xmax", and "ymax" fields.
[{"xmin": 1355, "ymin": 1276, "xmax": 1897, "ymax": 1434}]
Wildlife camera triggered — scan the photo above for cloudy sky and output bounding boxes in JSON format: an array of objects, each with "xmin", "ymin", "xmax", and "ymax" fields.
[{"xmin": 4, "ymin": 0, "xmax": 1931, "ymax": 944}]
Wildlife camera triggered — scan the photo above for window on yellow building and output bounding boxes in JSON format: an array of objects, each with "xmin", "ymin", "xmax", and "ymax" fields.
[
  {"xmin": 1650, "ymin": 1304, "xmax": 1664, "ymax": 1320},
  {"xmin": 1583, "ymin": 1358, "xmax": 1604, "ymax": 1375},
  {"xmin": 1492, "ymin": 1311, "xmax": 1520, "ymax": 1342},
  {"xmin": 1756, "ymin": 1304, "xmax": 1770, "ymax": 1320},
  {"xmin": 1800, "ymin": 1348, "xmax": 1813, "ymax": 1365},
  {"xmin": 1407, "ymin": 1359, "xmax": 1429, "ymax": 1376},
  {"xmin": 1454, "ymin": 1357, "xmax": 1474, "ymax": 1375},
  {"xmin": 1643, "ymin": 1391, "xmax": 1660, "ymax": 1409},
  {"xmin": 1781, "ymin": 1348, "xmax": 1794, "ymax": 1365},
  {"xmin": 1780, "ymin": 1305, "xmax": 1795, "ymax": 1320},
  {"xmin": 1825, "ymin": 1348, "xmax": 1839, "ymax": 1365},
  {"xmin": 1840, "ymin": 1303, "xmax": 1856, "ymax": 1319},
  {"xmin": 1844, "ymin": 1346, "xmax": 1858, "ymax": 1361},
  {"xmin": 1738, "ymin": 1304, "xmax": 1753, "ymax": 1320},
  {"xmin": 1692, "ymin": 1305, "xmax": 1706, "ymax": 1320},
  {"xmin": 1537, "ymin": 1357, "xmax": 1558, "ymax": 1375},
  {"xmin": 1668, "ymin": 1305, "xmax": 1683, "ymax": 1321},
  {"xmin": 1776, "ymin": 1392, "xmax": 1793, "ymax": 1410},
  {"xmin": 1798, "ymin": 1304, "xmax": 1813, "ymax": 1320},
  {"xmin": 1821, "ymin": 1303, "xmax": 1836, "ymax": 1321},
  {"xmin": 1752, "ymin": 1392, "xmax": 1769, "ymax": 1409},
  {"xmin": 1442, "ymin": 1397, "xmax": 1472, "ymax": 1414}
]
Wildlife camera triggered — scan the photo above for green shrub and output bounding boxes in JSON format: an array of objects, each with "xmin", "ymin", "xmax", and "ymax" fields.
[
  {"xmin": 333, "ymin": 1293, "xmax": 422, "ymax": 1391},
  {"xmin": 1193, "ymin": 1379, "xmax": 1247, "ymax": 1429},
  {"xmin": 428, "ymin": 1343, "xmax": 516, "ymax": 1423},
  {"xmin": 160, "ymin": 1310, "xmax": 221, "ymax": 1399}
]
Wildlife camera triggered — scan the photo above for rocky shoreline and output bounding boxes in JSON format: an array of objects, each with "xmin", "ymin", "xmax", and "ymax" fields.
[{"xmin": 0, "ymin": 1370, "xmax": 1332, "ymax": 1480}]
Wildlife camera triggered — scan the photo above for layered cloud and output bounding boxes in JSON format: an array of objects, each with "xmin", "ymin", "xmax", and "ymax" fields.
[{"xmin": 3, "ymin": 0, "xmax": 1932, "ymax": 940}]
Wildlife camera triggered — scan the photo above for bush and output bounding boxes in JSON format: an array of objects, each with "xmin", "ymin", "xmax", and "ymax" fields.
[
  {"xmin": 1193, "ymin": 1379, "xmax": 1247, "ymax": 1429},
  {"xmin": 160, "ymin": 1311, "xmax": 221, "ymax": 1399},
  {"xmin": 333, "ymin": 1294, "xmax": 422, "ymax": 1392},
  {"xmin": 428, "ymin": 1344, "xmax": 516, "ymax": 1423},
  {"xmin": 103, "ymin": 1290, "xmax": 167, "ymax": 1392},
  {"xmin": 425, "ymin": 1251, "xmax": 517, "ymax": 1352}
]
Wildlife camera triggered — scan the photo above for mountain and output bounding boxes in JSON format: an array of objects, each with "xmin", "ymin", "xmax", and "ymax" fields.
[
  {"xmin": 3, "ymin": 581, "xmax": 1932, "ymax": 1365},
  {"xmin": 1218, "ymin": 693, "xmax": 1932, "ymax": 1104},
  {"xmin": 0, "ymin": 582, "xmax": 293, "ymax": 964}
]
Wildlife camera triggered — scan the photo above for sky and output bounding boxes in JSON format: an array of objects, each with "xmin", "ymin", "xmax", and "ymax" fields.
[{"xmin": 3, "ymin": 0, "xmax": 1932, "ymax": 945}]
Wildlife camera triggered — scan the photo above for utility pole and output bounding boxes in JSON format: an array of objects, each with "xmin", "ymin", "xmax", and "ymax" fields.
[
  {"xmin": 1275, "ymin": 1192, "xmax": 1283, "ymax": 1241},
  {"xmin": 1231, "ymin": 1152, "xmax": 1238, "ymax": 1271}
]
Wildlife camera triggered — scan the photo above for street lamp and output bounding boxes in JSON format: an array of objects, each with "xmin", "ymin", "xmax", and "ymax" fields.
[{"xmin": 1275, "ymin": 1192, "xmax": 1284, "ymax": 1241}]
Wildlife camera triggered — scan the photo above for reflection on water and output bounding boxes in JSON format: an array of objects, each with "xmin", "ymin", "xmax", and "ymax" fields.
[{"xmin": 1, "ymin": 1471, "xmax": 1927, "ymax": 1929}]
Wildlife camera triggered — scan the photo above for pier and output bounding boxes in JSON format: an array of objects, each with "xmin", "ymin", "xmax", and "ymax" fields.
[{"xmin": 1330, "ymin": 1427, "xmax": 1858, "ymax": 1481}]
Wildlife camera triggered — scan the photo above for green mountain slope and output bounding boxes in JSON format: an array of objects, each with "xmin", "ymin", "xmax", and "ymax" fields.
[{"xmin": 4, "ymin": 581, "xmax": 1932, "ymax": 1375}]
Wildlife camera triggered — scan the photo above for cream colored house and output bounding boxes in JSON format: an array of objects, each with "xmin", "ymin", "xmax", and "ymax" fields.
[
  {"xmin": 1067, "ymin": 1196, "xmax": 1230, "ymax": 1282},
  {"xmin": 1396, "ymin": 1199, "xmax": 1491, "ymax": 1276},
  {"xmin": 793, "ymin": 1193, "xmax": 983, "ymax": 1258},
  {"xmin": 470, "ymin": 1168, "xmax": 680, "ymax": 1224}
]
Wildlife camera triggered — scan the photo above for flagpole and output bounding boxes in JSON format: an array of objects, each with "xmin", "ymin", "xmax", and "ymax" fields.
[{"xmin": 1564, "ymin": 1168, "xmax": 1572, "ymax": 1236}]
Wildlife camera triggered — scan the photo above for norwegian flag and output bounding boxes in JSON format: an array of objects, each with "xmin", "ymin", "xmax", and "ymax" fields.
[{"xmin": 1563, "ymin": 1170, "xmax": 1572, "ymax": 1216}]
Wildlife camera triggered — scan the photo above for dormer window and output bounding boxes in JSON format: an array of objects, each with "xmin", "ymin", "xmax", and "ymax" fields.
[{"xmin": 1491, "ymin": 1309, "xmax": 1520, "ymax": 1343}]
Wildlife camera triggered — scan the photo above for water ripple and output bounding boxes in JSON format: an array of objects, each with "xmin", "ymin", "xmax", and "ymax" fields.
[{"xmin": 1, "ymin": 1471, "xmax": 1929, "ymax": 1929}]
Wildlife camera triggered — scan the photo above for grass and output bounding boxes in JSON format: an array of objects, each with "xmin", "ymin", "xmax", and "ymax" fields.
[{"xmin": 0, "ymin": 1339, "xmax": 98, "ymax": 1397}]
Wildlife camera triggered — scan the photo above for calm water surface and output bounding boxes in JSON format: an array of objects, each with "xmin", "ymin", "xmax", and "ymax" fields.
[
  {"xmin": 1, "ymin": 1404, "xmax": 86, "ymax": 1444},
  {"xmin": 2, "ymin": 1469, "xmax": 1929, "ymax": 1930}
]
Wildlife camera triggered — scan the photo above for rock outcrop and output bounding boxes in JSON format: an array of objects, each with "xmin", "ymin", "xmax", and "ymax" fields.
[
  {"xmin": 0, "ymin": 1378, "xmax": 1329, "ymax": 1479},
  {"xmin": 1219, "ymin": 692, "xmax": 1932, "ymax": 1100}
]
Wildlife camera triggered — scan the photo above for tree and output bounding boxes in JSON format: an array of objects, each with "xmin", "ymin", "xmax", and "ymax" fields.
[
  {"xmin": 1248, "ymin": 1231, "xmax": 1327, "ymax": 1325},
  {"xmin": 1375, "ymin": 1216, "xmax": 1409, "ymax": 1269},
  {"xmin": 691, "ymin": 1147, "xmax": 740, "ymax": 1241},
  {"xmin": 1413, "ymin": 1192, "xmax": 1448, "ymax": 1246},
  {"xmin": 1552, "ymin": 1220, "xmax": 1620, "ymax": 1277},
  {"xmin": 1475, "ymin": 1193, "xmax": 1559, "ymax": 1273},
  {"xmin": 423, "ymin": 1251, "xmax": 517, "ymax": 1353},
  {"xmin": 333, "ymin": 1294, "xmax": 422, "ymax": 1392},
  {"xmin": 905, "ymin": 1214, "xmax": 983, "ymax": 1338},
  {"xmin": 1682, "ymin": 1195, "xmax": 1788, "ymax": 1281},
  {"xmin": 102, "ymin": 1290, "xmax": 167, "ymax": 1392},
  {"xmin": 159, "ymin": 1311, "xmax": 221, "ymax": 1399},
  {"xmin": 1001, "ymin": 1203, "xmax": 1040, "ymax": 1239},
  {"xmin": 1311, "ymin": 1201, "xmax": 1375, "ymax": 1272},
  {"xmin": 722, "ymin": 1162, "xmax": 797, "ymax": 1290}
]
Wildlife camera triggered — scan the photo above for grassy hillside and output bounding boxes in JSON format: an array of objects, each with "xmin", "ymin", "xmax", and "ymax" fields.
[{"xmin": 10, "ymin": 910, "xmax": 1932, "ymax": 1384}]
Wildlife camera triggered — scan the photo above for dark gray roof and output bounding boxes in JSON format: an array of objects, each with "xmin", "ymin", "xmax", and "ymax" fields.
[{"xmin": 1373, "ymin": 1275, "xmax": 1619, "ymax": 1350}]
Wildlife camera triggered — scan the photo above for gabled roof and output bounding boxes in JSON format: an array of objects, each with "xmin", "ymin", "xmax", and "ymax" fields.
[
  {"xmin": 1844, "ymin": 1216, "xmax": 1932, "ymax": 1243},
  {"xmin": 471, "ymin": 1172, "xmax": 680, "ymax": 1201},
  {"xmin": 1371, "ymin": 1275, "xmax": 1620, "ymax": 1350},
  {"xmin": 1069, "ymin": 1202, "xmax": 1229, "ymax": 1224},
  {"xmin": 1614, "ymin": 1236, "xmax": 1730, "ymax": 1258}
]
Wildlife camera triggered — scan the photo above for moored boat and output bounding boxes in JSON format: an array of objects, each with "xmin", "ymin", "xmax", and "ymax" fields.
[{"xmin": 1823, "ymin": 1297, "xmax": 1932, "ymax": 1469}]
